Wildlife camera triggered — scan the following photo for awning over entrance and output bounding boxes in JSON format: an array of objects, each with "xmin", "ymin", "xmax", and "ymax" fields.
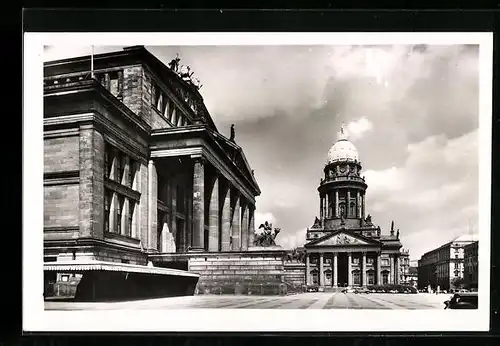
[{"xmin": 44, "ymin": 260, "xmax": 199, "ymax": 278}]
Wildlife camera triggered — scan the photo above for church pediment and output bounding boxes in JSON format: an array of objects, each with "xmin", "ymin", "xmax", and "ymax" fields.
[{"xmin": 306, "ymin": 230, "xmax": 379, "ymax": 247}]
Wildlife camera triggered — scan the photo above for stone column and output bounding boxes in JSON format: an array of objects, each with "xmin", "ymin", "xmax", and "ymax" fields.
[
  {"xmin": 241, "ymin": 202, "xmax": 249, "ymax": 251},
  {"xmin": 220, "ymin": 184, "xmax": 231, "ymax": 251},
  {"xmin": 377, "ymin": 253, "xmax": 382, "ymax": 285},
  {"xmin": 362, "ymin": 252, "xmax": 367, "ymax": 287},
  {"xmin": 319, "ymin": 253, "xmax": 324, "ymax": 287},
  {"xmin": 320, "ymin": 194, "xmax": 324, "ymax": 220},
  {"xmin": 335, "ymin": 190, "xmax": 339, "ymax": 218},
  {"xmin": 347, "ymin": 190, "xmax": 351, "ymax": 217},
  {"xmin": 347, "ymin": 252, "xmax": 352, "ymax": 286},
  {"xmin": 333, "ymin": 252, "xmax": 338, "ymax": 287},
  {"xmin": 231, "ymin": 194, "xmax": 241, "ymax": 251},
  {"xmin": 247, "ymin": 205, "xmax": 255, "ymax": 247},
  {"xmin": 362, "ymin": 193, "xmax": 366, "ymax": 219},
  {"xmin": 147, "ymin": 159, "xmax": 158, "ymax": 251},
  {"xmin": 325, "ymin": 193, "xmax": 329, "ymax": 218},
  {"xmin": 192, "ymin": 156, "xmax": 205, "ymax": 250},
  {"xmin": 389, "ymin": 254, "xmax": 394, "ymax": 284},
  {"xmin": 208, "ymin": 174, "xmax": 219, "ymax": 252},
  {"xmin": 305, "ymin": 254, "xmax": 311, "ymax": 285},
  {"xmin": 356, "ymin": 191, "xmax": 361, "ymax": 218},
  {"xmin": 395, "ymin": 255, "xmax": 400, "ymax": 284},
  {"xmin": 104, "ymin": 72, "xmax": 111, "ymax": 91}
]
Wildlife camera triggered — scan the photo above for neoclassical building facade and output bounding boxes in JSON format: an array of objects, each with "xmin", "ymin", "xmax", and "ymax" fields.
[
  {"xmin": 304, "ymin": 127, "xmax": 404, "ymax": 288},
  {"xmin": 43, "ymin": 46, "xmax": 270, "ymax": 299}
]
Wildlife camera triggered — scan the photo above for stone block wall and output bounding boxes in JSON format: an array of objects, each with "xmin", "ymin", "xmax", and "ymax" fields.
[
  {"xmin": 188, "ymin": 252, "xmax": 287, "ymax": 295},
  {"xmin": 44, "ymin": 185, "xmax": 80, "ymax": 229},
  {"xmin": 44, "ymin": 136, "xmax": 79, "ymax": 173},
  {"xmin": 284, "ymin": 262, "xmax": 306, "ymax": 287}
]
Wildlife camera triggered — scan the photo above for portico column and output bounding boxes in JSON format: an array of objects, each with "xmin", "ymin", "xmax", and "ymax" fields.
[
  {"xmin": 335, "ymin": 190, "xmax": 339, "ymax": 218},
  {"xmin": 231, "ymin": 193, "xmax": 241, "ymax": 251},
  {"xmin": 220, "ymin": 183, "xmax": 231, "ymax": 251},
  {"xmin": 395, "ymin": 255, "xmax": 400, "ymax": 284},
  {"xmin": 389, "ymin": 254, "xmax": 394, "ymax": 284},
  {"xmin": 362, "ymin": 252, "xmax": 367, "ymax": 287},
  {"xmin": 377, "ymin": 253, "xmax": 382, "ymax": 285},
  {"xmin": 241, "ymin": 202, "xmax": 249, "ymax": 251},
  {"xmin": 305, "ymin": 254, "xmax": 311, "ymax": 285},
  {"xmin": 192, "ymin": 156, "xmax": 205, "ymax": 250},
  {"xmin": 247, "ymin": 205, "xmax": 255, "ymax": 248},
  {"xmin": 347, "ymin": 252, "xmax": 352, "ymax": 286},
  {"xmin": 208, "ymin": 174, "xmax": 219, "ymax": 252},
  {"xmin": 319, "ymin": 253, "xmax": 324, "ymax": 287},
  {"xmin": 333, "ymin": 252, "xmax": 338, "ymax": 287}
]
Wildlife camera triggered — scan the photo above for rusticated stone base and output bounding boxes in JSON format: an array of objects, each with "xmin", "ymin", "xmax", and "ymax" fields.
[{"xmin": 151, "ymin": 249, "xmax": 289, "ymax": 296}]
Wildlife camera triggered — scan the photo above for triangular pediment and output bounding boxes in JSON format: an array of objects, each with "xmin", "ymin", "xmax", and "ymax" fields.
[{"xmin": 306, "ymin": 230, "xmax": 379, "ymax": 247}]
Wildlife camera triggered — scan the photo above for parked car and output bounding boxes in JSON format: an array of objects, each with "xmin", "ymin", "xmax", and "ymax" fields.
[
  {"xmin": 444, "ymin": 292, "xmax": 478, "ymax": 309},
  {"xmin": 353, "ymin": 287, "xmax": 370, "ymax": 294},
  {"xmin": 341, "ymin": 287, "xmax": 356, "ymax": 293},
  {"xmin": 306, "ymin": 285, "xmax": 319, "ymax": 292}
]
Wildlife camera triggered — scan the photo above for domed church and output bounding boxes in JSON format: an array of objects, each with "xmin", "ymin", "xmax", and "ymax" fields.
[{"xmin": 303, "ymin": 124, "xmax": 404, "ymax": 288}]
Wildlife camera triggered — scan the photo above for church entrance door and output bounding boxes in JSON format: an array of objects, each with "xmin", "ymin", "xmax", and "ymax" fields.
[{"xmin": 337, "ymin": 253, "xmax": 348, "ymax": 287}]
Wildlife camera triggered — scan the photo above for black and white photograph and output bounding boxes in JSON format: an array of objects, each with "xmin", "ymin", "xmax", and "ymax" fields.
[{"xmin": 23, "ymin": 32, "xmax": 492, "ymax": 332}]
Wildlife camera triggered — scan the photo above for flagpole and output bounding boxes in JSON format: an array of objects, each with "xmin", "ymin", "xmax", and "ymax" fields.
[{"xmin": 91, "ymin": 45, "xmax": 94, "ymax": 78}]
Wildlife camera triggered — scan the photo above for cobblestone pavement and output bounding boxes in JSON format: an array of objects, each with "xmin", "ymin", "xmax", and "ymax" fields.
[{"xmin": 45, "ymin": 292, "xmax": 449, "ymax": 310}]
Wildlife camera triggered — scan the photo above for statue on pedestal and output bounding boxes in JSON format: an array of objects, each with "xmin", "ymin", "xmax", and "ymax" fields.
[
  {"xmin": 253, "ymin": 221, "xmax": 280, "ymax": 247},
  {"xmin": 230, "ymin": 124, "xmax": 235, "ymax": 142}
]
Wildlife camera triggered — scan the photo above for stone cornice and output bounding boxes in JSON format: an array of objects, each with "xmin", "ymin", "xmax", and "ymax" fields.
[
  {"xmin": 150, "ymin": 126, "xmax": 260, "ymax": 199},
  {"xmin": 150, "ymin": 145, "xmax": 255, "ymax": 203},
  {"xmin": 44, "ymin": 79, "xmax": 152, "ymax": 135}
]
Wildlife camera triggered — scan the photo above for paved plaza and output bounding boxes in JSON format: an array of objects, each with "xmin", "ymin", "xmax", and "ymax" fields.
[{"xmin": 45, "ymin": 292, "xmax": 448, "ymax": 310}]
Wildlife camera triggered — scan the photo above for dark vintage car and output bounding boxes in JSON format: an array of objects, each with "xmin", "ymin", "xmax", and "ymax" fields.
[
  {"xmin": 306, "ymin": 285, "xmax": 319, "ymax": 292},
  {"xmin": 444, "ymin": 292, "xmax": 478, "ymax": 309}
]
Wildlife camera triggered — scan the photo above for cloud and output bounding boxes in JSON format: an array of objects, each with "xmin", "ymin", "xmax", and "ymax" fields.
[
  {"xmin": 345, "ymin": 117, "xmax": 373, "ymax": 141},
  {"xmin": 276, "ymin": 228, "xmax": 307, "ymax": 250},
  {"xmin": 44, "ymin": 43, "xmax": 481, "ymax": 262}
]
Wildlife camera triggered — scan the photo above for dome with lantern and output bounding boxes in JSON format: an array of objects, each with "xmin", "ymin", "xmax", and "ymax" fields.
[{"xmin": 326, "ymin": 124, "xmax": 359, "ymax": 164}]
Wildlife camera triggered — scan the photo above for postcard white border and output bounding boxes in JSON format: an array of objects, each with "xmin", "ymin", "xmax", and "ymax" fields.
[{"xmin": 23, "ymin": 32, "xmax": 492, "ymax": 332}]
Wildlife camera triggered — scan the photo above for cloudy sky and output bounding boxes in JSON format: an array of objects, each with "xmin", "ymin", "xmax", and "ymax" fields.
[{"xmin": 44, "ymin": 43, "xmax": 480, "ymax": 261}]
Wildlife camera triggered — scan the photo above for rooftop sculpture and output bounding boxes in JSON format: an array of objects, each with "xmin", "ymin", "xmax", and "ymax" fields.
[{"xmin": 168, "ymin": 54, "xmax": 203, "ymax": 90}]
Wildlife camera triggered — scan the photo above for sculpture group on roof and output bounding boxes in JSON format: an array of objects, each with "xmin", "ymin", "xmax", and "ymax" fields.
[{"xmin": 168, "ymin": 54, "xmax": 203, "ymax": 90}]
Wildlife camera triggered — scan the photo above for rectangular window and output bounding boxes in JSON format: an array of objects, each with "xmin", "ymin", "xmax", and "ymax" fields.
[
  {"xmin": 352, "ymin": 257, "xmax": 359, "ymax": 265},
  {"xmin": 367, "ymin": 257, "xmax": 374, "ymax": 265},
  {"xmin": 382, "ymin": 259, "xmax": 389, "ymax": 266}
]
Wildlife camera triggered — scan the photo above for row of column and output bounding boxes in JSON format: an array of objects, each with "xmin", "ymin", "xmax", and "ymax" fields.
[
  {"xmin": 196, "ymin": 156, "xmax": 256, "ymax": 252},
  {"xmin": 148, "ymin": 156, "xmax": 256, "ymax": 253},
  {"xmin": 305, "ymin": 252, "xmax": 400, "ymax": 287},
  {"xmin": 319, "ymin": 190, "xmax": 365, "ymax": 219}
]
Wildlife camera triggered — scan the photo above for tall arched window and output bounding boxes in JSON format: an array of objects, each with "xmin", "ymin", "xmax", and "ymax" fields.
[{"xmin": 349, "ymin": 202, "xmax": 355, "ymax": 217}]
